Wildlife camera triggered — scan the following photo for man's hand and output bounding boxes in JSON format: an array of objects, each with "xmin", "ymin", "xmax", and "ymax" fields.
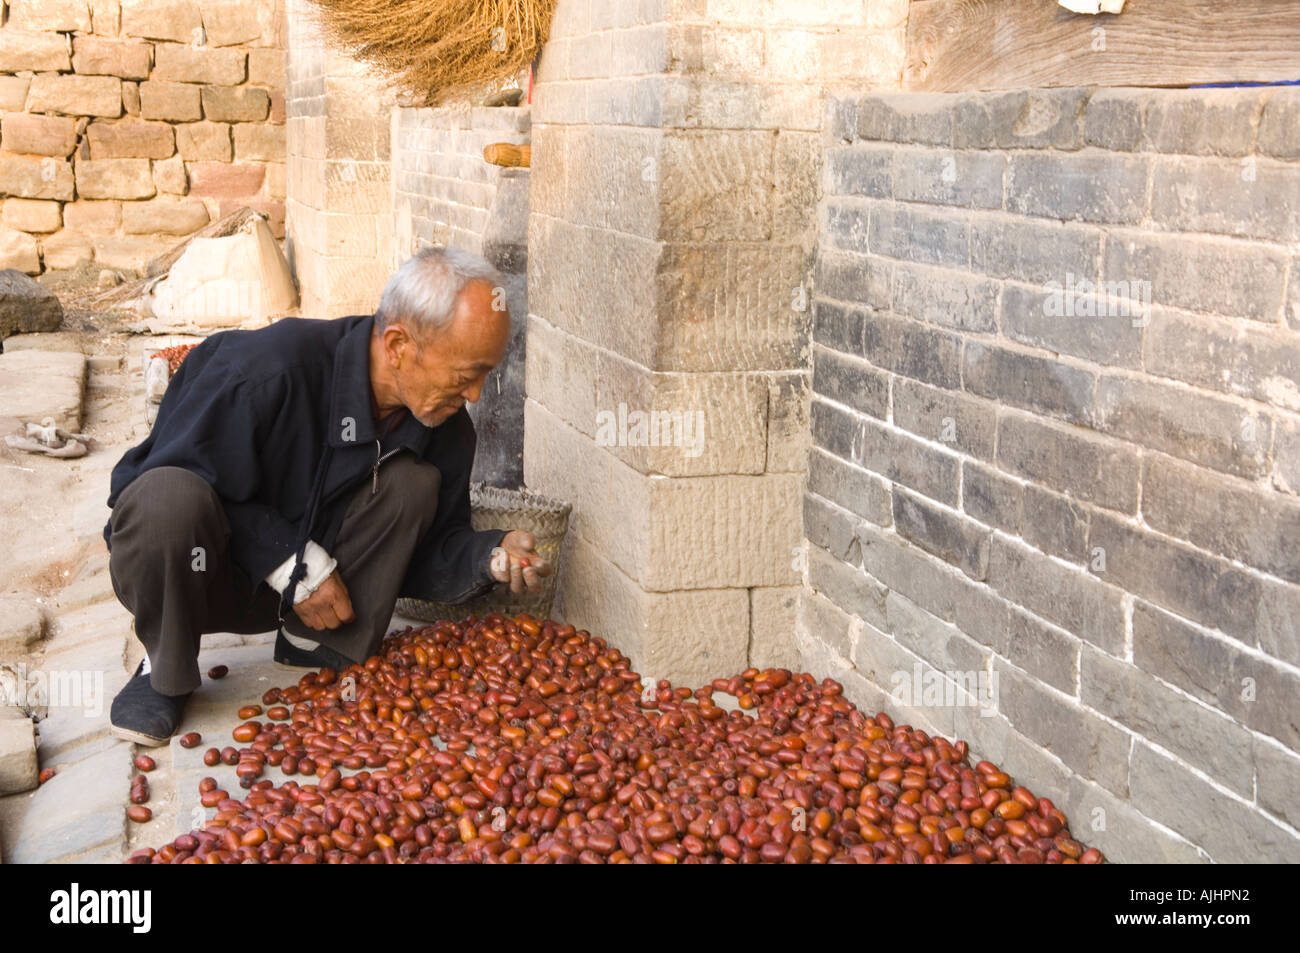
[
  {"xmin": 490, "ymin": 530, "xmax": 553, "ymax": 594},
  {"xmin": 293, "ymin": 571, "xmax": 356, "ymax": 630}
]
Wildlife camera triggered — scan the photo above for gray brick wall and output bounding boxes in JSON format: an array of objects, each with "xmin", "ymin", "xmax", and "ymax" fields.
[
  {"xmin": 391, "ymin": 104, "xmax": 531, "ymax": 486},
  {"xmin": 805, "ymin": 84, "xmax": 1300, "ymax": 863},
  {"xmin": 392, "ymin": 104, "xmax": 529, "ymax": 261}
]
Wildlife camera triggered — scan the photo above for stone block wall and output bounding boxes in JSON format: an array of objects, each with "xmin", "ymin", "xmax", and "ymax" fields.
[
  {"xmin": 802, "ymin": 85, "xmax": 1300, "ymax": 863},
  {"xmin": 283, "ymin": 0, "xmax": 392, "ymax": 318},
  {"xmin": 523, "ymin": 0, "xmax": 908, "ymax": 686},
  {"xmin": 393, "ymin": 104, "xmax": 532, "ymax": 486},
  {"xmin": 392, "ymin": 104, "xmax": 529, "ymax": 260},
  {"xmin": 0, "ymin": 0, "xmax": 286, "ymax": 276}
]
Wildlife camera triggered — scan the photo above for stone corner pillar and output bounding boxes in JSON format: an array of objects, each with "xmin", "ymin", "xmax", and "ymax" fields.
[
  {"xmin": 524, "ymin": 0, "xmax": 852, "ymax": 685},
  {"xmin": 284, "ymin": 0, "xmax": 395, "ymax": 318}
]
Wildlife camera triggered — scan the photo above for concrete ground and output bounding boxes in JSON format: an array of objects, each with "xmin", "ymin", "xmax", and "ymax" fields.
[{"xmin": 0, "ymin": 317, "xmax": 416, "ymax": 865}]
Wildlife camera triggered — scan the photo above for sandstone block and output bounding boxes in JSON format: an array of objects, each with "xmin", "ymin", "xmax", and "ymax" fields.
[
  {"xmin": 0, "ymin": 28, "xmax": 71, "ymax": 73},
  {"xmin": 268, "ymin": 87, "xmax": 285, "ymax": 123},
  {"xmin": 0, "ymin": 76, "xmax": 31, "ymax": 112},
  {"xmin": 154, "ymin": 44, "xmax": 245, "ymax": 85},
  {"xmin": 232, "ymin": 123, "xmax": 283, "ymax": 160},
  {"xmin": 121, "ymin": 0, "xmax": 201, "ymax": 43},
  {"xmin": 264, "ymin": 161, "xmax": 284, "ymax": 199},
  {"xmin": 25, "ymin": 74, "xmax": 122, "ymax": 119},
  {"xmin": 139, "ymin": 81, "xmax": 202, "ymax": 121},
  {"xmin": 62, "ymin": 199, "xmax": 121, "ymax": 233},
  {"xmin": 186, "ymin": 160, "xmax": 264, "ymax": 197},
  {"xmin": 175, "ymin": 120, "xmax": 231, "ymax": 160},
  {"xmin": 122, "ymin": 80, "xmax": 140, "ymax": 116},
  {"xmin": 2, "ymin": 198, "xmax": 61, "ymax": 234},
  {"xmin": 0, "ymin": 225, "xmax": 40, "ymax": 274},
  {"xmin": 89, "ymin": 0, "xmax": 119, "ymax": 34},
  {"xmin": 38, "ymin": 231, "xmax": 94, "ymax": 270},
  {"xmin": 91, "ymin": 235, "xmax": 163, "ymax": 274},
  {"xmin": 86, "ymin": 117, "xmax": 175, "ymax": 159},
  {"xmin": 247, "ymin": 49, "xmax": 286, "ymax": 87},
  {"xmin": 201, "ymin": 84, "xmax": 268, "ymax": 122},
  {"xmin": 75, "ymin": 157, "xmax": 155, "ymax": 199},
  {"xmin": 152, "ymin": 155, "xmax": 188, "ymax": 194},
  {"xmin": 1, "ymin": 113, "xmax": 77, "ymax": 157},
  {"xmin": 10, "ymin": 0, "xmax": 92, "ymax": 32},
  {"xmin": 121, "ymin": 197, "xmax": 209, "ymax": 235},
  {"xmin": 71, "ymin": 36, "xmax": 153, "ymax": 80},
  {"xmin": 201, "ymin": 0, "xmax": 275, "ymax": 47}
]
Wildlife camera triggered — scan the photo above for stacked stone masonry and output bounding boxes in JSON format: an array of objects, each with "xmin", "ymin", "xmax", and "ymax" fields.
[
  {"xmin": 392, "ymin": 104, "xmax": 531, "ymax": 487},
  {"xmin": 804, "ymin": 84, "xmax": 1300, "ymax": 863},
  {"xmin": 392, "ymin": 104, "xmax": 529, "ymax": 262},
  {"xmin": 283, "ymin": 0, "xmax": 393, "ymax": 318},
  {"xmin": 525, "ymin": 0, "xmax": 909, "ymax": 687},
  {"xmin": 0, "ymin": 0, "xmax": 287, "ymax": 276}
]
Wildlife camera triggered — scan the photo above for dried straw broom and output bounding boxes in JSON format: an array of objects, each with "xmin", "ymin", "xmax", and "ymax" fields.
[{"xmin": 303, "ymin": 0, "xmax": 557, "ymax": 102}]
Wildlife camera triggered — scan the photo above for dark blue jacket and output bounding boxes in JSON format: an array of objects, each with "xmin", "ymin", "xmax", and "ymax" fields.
[{"xmin": 104, "ymin": 314, "xmax": 505, "ymax": 615}]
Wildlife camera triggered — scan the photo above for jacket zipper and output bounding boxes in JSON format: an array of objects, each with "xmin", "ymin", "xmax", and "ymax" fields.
[{"xmin": 372, "ymin": 439, "xmax": 404, "ymax": 495}]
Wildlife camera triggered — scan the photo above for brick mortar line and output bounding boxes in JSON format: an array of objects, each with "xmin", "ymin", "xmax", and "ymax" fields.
[
  {"xmin": 796, "ymin": 609, "xmax": 1213, "ymax": 858},
  {"xmin": 803, "ymin": 508, "xmax": 1300, "ymax": 796},
  {"xmin": 528, "ymin": 312, "xmax": 811, "ymax": 379},
  {"xmin": 964, "ymin": 649, "xmax": 1300, "ymax": 843},
  {"xmin": 811, "ymin": 397, "xmax": 1300, "ymax": 617},
  {"xmin": 810, "ymin": 330, "xmax": 1294, "ymax": 488},
  {"xmin": 831, "ymin": 139, "xmax": 1300, "ymax": 169},
  {"xmin": 563, "ymin": 521, "xmax": 756, "ymax": 597},
  {"xmin": 524, "ymin": 395, "xmax": 798, "ymax": 482},
  {"xmin": 822, "ymin": 189, "xmax": 1300, "ymax": 256},
  {"xmin": 803, "ymin": 461, "xmax": 1299, "ymax": 679},
  {"xmin": 529, "ymin": 215, "xmax": 811, "ymax": 254},
  {"xmin": 530, "ymin": 113, "xmax": 820, "ymax": 132}
]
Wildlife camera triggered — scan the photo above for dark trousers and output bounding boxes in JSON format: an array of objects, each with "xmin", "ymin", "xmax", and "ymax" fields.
[{"xmin": 107, "ymin": 456, "xmax": 441, "ymax": 695}]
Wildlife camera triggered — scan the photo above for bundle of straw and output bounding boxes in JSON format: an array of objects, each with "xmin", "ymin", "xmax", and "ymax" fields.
[{"xmin": 304, "ymin": 0, "xmax": 556, "ymax": 102}]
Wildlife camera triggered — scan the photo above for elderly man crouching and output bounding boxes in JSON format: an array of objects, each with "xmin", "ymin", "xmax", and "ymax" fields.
[{"xmin": 102, "ymin": 248, "xmax": 548, "ymax": 745}]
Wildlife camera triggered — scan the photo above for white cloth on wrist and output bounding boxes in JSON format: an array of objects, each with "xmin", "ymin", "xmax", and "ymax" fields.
[
  {"xmin": 265, "ymin": 540, "xmax": 338, "ymax": 605},
  {"xmin": 489, "ymin": 546, "xmax": 509, "ymax": 581}
]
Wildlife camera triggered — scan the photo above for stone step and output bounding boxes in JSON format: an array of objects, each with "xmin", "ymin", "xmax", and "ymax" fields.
[
  {"xmin": 33, "ymin": 666, "xmax": 127, "ymax": 762},
  {"xmin": 50, "ymin": 597, "xmax": 130, "ymax": 638},
  {"xmin": 51, "ymin": 569, "xmax": 116, "ymax": 613},
  {"xmin": 0, "ymin": 349, "xmax": 87, "ymax": 432},
  {"xmin": 0, "ymin": 740, "xmax": 131, "ymax": 864}
]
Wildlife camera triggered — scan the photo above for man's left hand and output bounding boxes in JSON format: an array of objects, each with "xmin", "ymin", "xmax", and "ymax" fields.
[{"xmin": 490, "ymin": 530, "xmax": 553, "ymax": 594}]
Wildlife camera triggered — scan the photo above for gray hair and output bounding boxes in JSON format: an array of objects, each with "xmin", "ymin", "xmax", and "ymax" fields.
[{"xmin": 374, "ymin": 247, "xmax": 501, "ymax": 338}]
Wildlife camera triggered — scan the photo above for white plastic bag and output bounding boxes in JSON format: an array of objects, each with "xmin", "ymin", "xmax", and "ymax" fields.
[{"xmin": 147, "ymin": 214, "xmax": 297, "ymax": 329}]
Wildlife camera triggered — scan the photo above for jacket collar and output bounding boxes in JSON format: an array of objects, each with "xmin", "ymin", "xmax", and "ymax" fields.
[
  {"xmin": 327, "ymin": 313, "xmax": 434, "ymax": 455},
  {"xmin": 328, "ymin": 314, "xmax": 381, "ymax": 447}
]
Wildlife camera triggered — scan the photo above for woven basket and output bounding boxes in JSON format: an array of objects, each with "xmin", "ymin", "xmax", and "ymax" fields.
[{"xmin": 395, "ymin": 483, "xmax": 571, "ymax": 623}]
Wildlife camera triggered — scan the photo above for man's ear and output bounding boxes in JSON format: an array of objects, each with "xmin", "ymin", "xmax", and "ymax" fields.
[{"xmin": 381, "ymin": 323, "xmax": 415, "ymax": 366}]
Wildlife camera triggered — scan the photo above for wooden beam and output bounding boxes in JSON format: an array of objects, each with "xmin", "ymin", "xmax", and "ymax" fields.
[{"xmin": 905, "ymin": 0, "xmax": 1300, "ymax": 92}]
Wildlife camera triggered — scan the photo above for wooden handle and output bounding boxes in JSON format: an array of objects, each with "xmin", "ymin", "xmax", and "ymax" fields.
[{"xmin": 483, "ymin": 142, "xmax": 530, "ymax": 168}]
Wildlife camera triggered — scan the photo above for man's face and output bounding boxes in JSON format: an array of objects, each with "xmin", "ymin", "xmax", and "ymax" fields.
[{"xmin": 390, "ymin": 281, "xmax": 510, "ymax": 428}]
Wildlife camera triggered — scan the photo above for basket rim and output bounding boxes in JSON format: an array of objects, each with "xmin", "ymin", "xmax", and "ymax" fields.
[{"xmin": 470, "ymin": 482, "xmax": 572, "ymax": 516}]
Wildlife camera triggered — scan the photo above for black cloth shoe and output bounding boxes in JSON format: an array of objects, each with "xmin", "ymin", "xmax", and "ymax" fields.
[
  {"xmin": 109, "ymin": 661, "xmax": 191, "ymax": 747},
  {"xmin": 273, "ymin": 629, "xmax": 355, "ymax": 670}
]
